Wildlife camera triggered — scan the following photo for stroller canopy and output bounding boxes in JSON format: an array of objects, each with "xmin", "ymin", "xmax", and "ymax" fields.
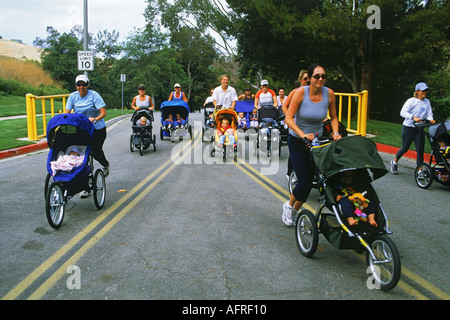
[
  {"xmin": 312, "ymin": 136, "xmax": 388, "ymax": 181},
  {"xmin": 235, "ymin": 101, "xmax": 255, "ymax": 113},
  {"xmin": 47, "ymin": 113, "xmax": 94, "ymax": 147},
  {"xmin": 131, "ymin": 109, "xmax": 153, "ymax": 124},
  {"xmin": 215, "ymin": 108, "xmax": 238, "ymax": 128},
  {"xmin": 160, "ymin": 101, "xmax": 190, "ymax": 120},
  {"xmin": 429, "ymin": 121, "xmax": 450, "ymax": 141}
]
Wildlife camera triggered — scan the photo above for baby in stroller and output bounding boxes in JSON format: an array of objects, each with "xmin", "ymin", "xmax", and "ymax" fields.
[
  {"xmin": 333, "ymin": 170, "xmax": 378, "ymax": 227},
  {"xmin": 50, "ymin": 146, "xmax": 85, "ymax": 177},
  {"xmin": 217, "ymin": 118, "xmax": 236, "ymax": 149}
]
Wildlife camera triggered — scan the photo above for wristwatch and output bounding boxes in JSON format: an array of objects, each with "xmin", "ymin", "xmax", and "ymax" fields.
[{"xmin": 334, "ymin": 132, "xmax": 340, "ymax": 135}]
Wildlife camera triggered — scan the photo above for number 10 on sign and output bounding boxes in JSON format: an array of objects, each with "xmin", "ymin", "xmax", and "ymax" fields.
[{"xmin": 78, "ymin": 51, "xmax": 94, "ymax": 71}]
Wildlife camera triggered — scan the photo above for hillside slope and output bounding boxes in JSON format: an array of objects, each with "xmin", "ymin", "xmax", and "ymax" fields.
[{"xmin": 0, "ymin": 39, "xmax": 41, "ymax": 62}]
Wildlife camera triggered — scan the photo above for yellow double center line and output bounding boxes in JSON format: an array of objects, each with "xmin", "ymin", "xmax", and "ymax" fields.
[
  {"xmin": 234, "ymin": 159, "xmax": 450, "ymax": 300},
  {"xmin": 2, "ymin": 131, "xmax": 201, "ymax": 300}
]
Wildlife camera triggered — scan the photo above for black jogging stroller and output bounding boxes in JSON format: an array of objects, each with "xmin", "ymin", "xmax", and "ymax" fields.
[
  {"xmin": 414, "ymin": 121, "xmax": 450, "ymax": 189},
  {"xmin": 130, "ymin": 108, "xmax": 156, "ymax": 155},
  {"xmin": 295, "ymin": 136, "xmax": 401, "ymax": 291}
]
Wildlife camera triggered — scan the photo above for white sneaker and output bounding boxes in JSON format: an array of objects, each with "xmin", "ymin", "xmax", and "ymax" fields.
[
  {"xmin": 282, "ymin": 201, "xmax": 293, "ymax": 226},
  {"xmin": 79, "ymin": 190, "xmax": 89, "ymax": 199},
  {"xmin": 390, "ymin": 160, "xmax": 398, "ymax": 175}
]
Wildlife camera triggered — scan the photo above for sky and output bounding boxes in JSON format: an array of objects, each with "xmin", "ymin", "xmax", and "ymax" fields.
[{"xmin": 0, "ymin": 0, "xmax": 148, "ymax": 46}]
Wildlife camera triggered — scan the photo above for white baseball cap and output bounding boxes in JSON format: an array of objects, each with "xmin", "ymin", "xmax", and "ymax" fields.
[
  {"xmin": 75, "ymin": 75, "xmax": 89, "ymax": 84},
  {"xmin": 261, "ymin": 79, "xmax": 269, "ymax": 86},
  {"xmin": 174, "ymin": 83, "xmax": 181, "ymax": 88}
]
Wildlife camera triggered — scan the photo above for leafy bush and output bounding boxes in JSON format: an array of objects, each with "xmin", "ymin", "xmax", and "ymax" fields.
[{"xmin": 432, "ymin": 96, "xmax": 450, "ymax": 122}]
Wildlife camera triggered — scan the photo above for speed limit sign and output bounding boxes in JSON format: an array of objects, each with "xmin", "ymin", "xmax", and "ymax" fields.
[{"xmin": 78, "ymin": 51, "xmax": 94, "ymax": 71}]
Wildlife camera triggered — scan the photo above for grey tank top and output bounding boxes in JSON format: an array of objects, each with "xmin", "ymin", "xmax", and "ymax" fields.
[
  {"xmin": 290, "ymin": 86, "xmax": 329, "ymax": 138},
  {"xmin": 136, "ymin": 95, "xmax": 150, "ymax": 108}
]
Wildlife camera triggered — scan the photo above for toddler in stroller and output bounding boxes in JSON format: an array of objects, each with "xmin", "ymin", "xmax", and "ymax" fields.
[
  {"xmin": 130, "ymin": 109, "xmax": 156, "ymax": 154},
  {"xmin": 334, "ymin": 170, "xmax": 378, "ymax": 227}
]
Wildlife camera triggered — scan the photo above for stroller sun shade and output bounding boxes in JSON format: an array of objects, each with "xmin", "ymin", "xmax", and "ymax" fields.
[
  {"xmin": 312, "ymin": 136, "xmax": 388, "ymax": 181},
  {"xmin": 47, "ymin": 113, "xmax": 94, "ymax": 148}
]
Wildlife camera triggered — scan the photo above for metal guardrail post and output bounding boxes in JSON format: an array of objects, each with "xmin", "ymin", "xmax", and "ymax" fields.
[
  {"xmin": 26, "ymin": 93, "xmax": 38, "ymax": 141},
  {"xmin": 25, "ymin": 93, "xmax": 70, "ymax": 141}
]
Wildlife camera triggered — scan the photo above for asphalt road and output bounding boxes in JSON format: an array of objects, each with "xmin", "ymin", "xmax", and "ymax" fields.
[{"xmin": 0, "ymin": 112, "xmax": 449, "ymax": 304}]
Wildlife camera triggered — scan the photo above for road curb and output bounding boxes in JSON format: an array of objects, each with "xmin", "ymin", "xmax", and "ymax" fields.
[
  {"xmin": 0, "ymin": 141, "xmax": 48, "ymax": 159},
  {"xmin": 375, "ymin": 143, "xmax": 430, "ymax": 162},
  {"xmin": 0, "ymin": 115, "xmax": 130, "ymax": 160}
]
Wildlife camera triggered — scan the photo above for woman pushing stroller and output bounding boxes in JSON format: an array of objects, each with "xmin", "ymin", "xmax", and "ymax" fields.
[
  {"xmin": 65, "ymin": 75, "xmax": 109, "ymax": 197},
  {"xmin": 282, "ymin": 63, "xmax": 342, "ymax": 225}
]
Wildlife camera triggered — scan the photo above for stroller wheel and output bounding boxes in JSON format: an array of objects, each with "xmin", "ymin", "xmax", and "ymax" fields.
[
  {"xmin": 45, "ymin": 182, "xmax": 65, "ymax": 229},
  {"xmin": 415, "ymin": 162, "xmax": 433, "ymax": 189},
  {"xmin": 295, "ymin": 210, "xmax": 319, "ymax": 258},
  {"xmin": 93, "ymin": 169, "xmax": 106, "ymax": 209},
  {"xmin": 288, "ymin": 170, "xmax": 297, "ymax": 194},
  {"xmin": 366, "ymin": 235, "xmax": 401, "ymax": 291},
  {"xmin": 130, "ymin": 135, "xmax": 134, "ymax": 152},
  {"xmin": 44, "ymin": 173, "xmax": 54, "ymax": 200}
]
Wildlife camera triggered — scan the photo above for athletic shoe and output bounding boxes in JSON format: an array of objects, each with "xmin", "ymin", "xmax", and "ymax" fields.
[
  {"xmin": 390, "ymin": 160, "xmax": 398, "ymax": 175},
  {"xmin": 282, "ymin": 201, "xmax": 293, "ymax": 226},
  {"xmin": 103, "ymin": 162, "xmax": 110, "ymax": 177},
  {"xmin": 79, "ymin": 190, "xmax": 89, "ymax": 199}
]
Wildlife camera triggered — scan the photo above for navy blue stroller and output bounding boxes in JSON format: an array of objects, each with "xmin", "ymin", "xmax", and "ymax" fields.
[{"xmin": 44, "ymin": 113, "xmax": 106, "ymax": 229}]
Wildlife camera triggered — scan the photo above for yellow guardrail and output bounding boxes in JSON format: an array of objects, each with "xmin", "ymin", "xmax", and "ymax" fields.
[
  {"xmin": 24, "ymin": 90, "xmax": 369, "ymax": 140},
  {"xmin": 334, "ymin": 90, "xmax": 368, "ymax": 136},
  {"xmin": 26, "ymin": 93, "xmax": 70, "ymax": 141}
]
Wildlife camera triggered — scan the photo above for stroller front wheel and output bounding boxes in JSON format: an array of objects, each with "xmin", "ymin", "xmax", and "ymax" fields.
[
  {"xmin": 93, "ymin": 169, "xmax": 106, "ymax": 209},
  {"xmin": 366, "ymin": 235, "xmax": 401, "ymax": 291},
  {"xmin": 45, "ymin": 182, "xmax": 65, "ymax": 229},
  {"xmin": 295, "ymin": 210, "xmax": 319, "ymax": 258},
  {"xmin": 415, "ymin": 162, "xmax": 433, "ymax": 189}
]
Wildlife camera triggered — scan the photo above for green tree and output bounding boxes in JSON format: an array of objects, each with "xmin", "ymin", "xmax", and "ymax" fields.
[{"xmin": 38, "ymin": 28, "xmax": 83, "ymax": 90}]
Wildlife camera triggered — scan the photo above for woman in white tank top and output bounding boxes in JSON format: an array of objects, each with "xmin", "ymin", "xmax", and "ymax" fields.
[{"xmin": 132, "ymin": 84, "xmax": 155, "ymax": 111}]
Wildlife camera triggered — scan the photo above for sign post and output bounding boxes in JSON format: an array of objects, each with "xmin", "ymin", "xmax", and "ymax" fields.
[{"xmin": 120, "ymin": 74, "xmax": 126, "ymax": 113}]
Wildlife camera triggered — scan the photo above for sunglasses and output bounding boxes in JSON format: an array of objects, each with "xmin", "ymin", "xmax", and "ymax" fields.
[
  {"xmin": 312, "ymin": 74, "xmax": 327, "ymax": 80},
  {"xmin": 76, "ymin": 82, "xmax": 88, "ymax": 87},
  {"xmin": 302, "ymin": 77, "xmax": 308, "ymax": 81}
]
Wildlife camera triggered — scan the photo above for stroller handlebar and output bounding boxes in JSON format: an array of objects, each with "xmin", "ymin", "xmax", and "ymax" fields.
[{"xmin": 414, "ymin": 119, "xmax": 432, "ymax": 129}]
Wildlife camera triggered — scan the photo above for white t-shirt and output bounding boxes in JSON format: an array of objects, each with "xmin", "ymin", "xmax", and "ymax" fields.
[
  {"xmin": 255, "ymin": 89, "xmax": 276, "ymax": 107},
  {"xmin": 213, "ymin": 86, "xmax": 238, "ymax": 108}
]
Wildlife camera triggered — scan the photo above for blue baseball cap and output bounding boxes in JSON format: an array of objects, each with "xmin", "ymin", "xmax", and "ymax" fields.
[{"xmin": 415, "ymin": 82, "xmax": 429, "ymax": 91}]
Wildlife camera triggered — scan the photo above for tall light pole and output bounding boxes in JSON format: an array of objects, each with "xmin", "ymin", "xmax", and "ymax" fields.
[{"xmin": 83, "ymin": 0, "xmax": 89, "ymax": 77}]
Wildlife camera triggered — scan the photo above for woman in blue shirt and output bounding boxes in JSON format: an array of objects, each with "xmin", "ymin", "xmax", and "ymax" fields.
[{"xmin": 65, "ymin": 75, "xmax": 109, "ymax": 182}]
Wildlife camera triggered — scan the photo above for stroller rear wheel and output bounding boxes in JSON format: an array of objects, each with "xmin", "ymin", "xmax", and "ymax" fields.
[
  {"xmin": 130, "ymin": 135, "xmax": 135, "ymax": 152},
  {"xmin": 45, "ymin": 182, "xmax": 65, "ymax": 229},
  {"xmin": 93, "ymin": 169, "xmax": 106, "ymax": 209},
  {"xmin": 295, "ymin": 210, "xmax": 319, "ymax": 257},
  {"xmin": 366, "ymin": 235, "xmax": 401, "ymax": 291},
  {"xmin": 415, "ymin": 162, "xmax": 433, "ymax": 189}
]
